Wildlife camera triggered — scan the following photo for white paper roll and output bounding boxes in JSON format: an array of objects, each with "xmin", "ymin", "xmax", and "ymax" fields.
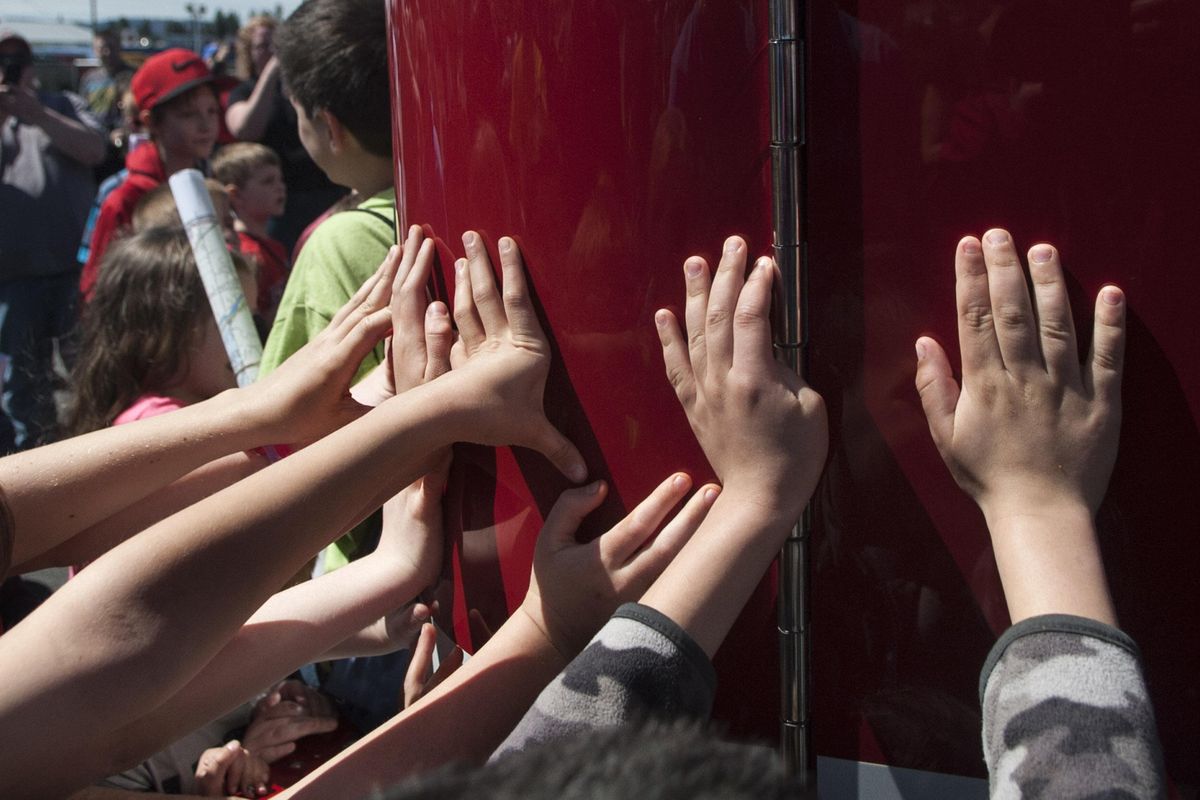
[{"xmin": 168, "ymin": 169, "xmax": 262, "ymax": 386}]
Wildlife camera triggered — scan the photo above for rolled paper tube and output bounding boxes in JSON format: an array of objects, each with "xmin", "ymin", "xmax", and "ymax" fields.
[{"xmin": 169, "ymin": 169, "xmax": 262, "ymax": 386}]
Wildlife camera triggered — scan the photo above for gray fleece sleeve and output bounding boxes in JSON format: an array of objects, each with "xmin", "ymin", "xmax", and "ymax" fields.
[
  {"xmin": 980, "ymin": 614, "xmax": 1165, "ymax": 799},
  {"xmin": 491, "ymin": 603, "xmax": 717, "ymax": 760}
]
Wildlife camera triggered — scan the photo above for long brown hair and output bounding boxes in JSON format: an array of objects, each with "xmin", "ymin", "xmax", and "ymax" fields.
[
  {"xmin": 235, "ymin": 15, "xmax": 277, "ymax": 81},
  {"xmin": 65, "ymin": 226, "xmax": 250, "ymax": 435}
]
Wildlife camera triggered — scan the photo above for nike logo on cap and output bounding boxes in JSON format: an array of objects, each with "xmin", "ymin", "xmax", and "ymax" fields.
[{"xmin": 172, "ymin": 57, "xmax": 202, "ymax": 72}]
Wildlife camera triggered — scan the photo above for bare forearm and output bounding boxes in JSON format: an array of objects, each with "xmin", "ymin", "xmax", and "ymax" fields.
[
  {"xmin": 984, "ymin": 504, "xmax": 1117, "ymax": 626},
  {"xmin": 279, "ymin": 609, "xmax": 566, "ymax": 799},
  {"xmin": 1, "ymin": 390, "xmax": 267, "ymax": 570},
  {"xmin": 0, "ymin": 382, "xmax": 463, "ymax": 796},
  {"xmin": 638, "ymin": 489, "xmax": 798, "ymax": 658},
  {"xmin": 107, "ymin": 554, "xmax": 418, "ymax": 771},
  {"xmin": 14, "ymin": 451, "xmax": 267, "ymax": 572},
  {"xmin": 37, "ymin": 106, "xmax": 105, "ymax": 165},
  {"xmin": 225, "ymin": 66, "xmax": 279, "ymax": 141}
]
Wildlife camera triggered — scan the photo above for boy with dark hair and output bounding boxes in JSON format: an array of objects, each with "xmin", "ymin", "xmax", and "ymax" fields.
[
  {"xmin": 79, "ymin": 49, "xmax": 220, "ymax": 299},
  {"xmin": 261, "ymin": 0, "xmax": 395, "ymax": 390},
  {"xmin": 262, "ymin": 0, "xmax": 397, "ymax": 575}
]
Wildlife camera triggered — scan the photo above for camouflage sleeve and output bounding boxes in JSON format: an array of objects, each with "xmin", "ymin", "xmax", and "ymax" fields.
[
  {"xmin": 980, "ymin": 614, "xmax": 1165, "ymax": 799},
  {"xmin": 490, "ymin": 602, "xmax": 717, "ymax": 761}
]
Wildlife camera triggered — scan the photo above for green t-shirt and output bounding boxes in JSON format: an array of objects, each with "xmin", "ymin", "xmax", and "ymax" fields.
[
  {"xmin": 259, "ymin": 188, "xmax": 397, "ymax": 571},
  {"xmin": 260, "ymin": 188, "xmax": 397, "ymax": 380}
]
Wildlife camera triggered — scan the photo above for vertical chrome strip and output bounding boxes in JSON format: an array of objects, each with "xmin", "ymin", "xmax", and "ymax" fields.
[{"xmin": 769, "ymin": 0, "xmax": 810, "ymax": 788}]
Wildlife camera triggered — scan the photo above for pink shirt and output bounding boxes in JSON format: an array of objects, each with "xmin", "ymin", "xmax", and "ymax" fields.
[{"xmin": 112, "ymin": 394, "xmax": 186, "ymax": 426}]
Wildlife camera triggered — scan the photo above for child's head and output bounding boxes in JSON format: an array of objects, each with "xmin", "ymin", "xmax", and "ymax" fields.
[
  {"xmin": 211, "ymin": 142, "xmax": 287, "ymax": 223},
  {"xmin": 132, "ymin": 179, "xmax": 239, "ymax": 250},
  {"xmin": 131, "ymin": 49, "xmax": 219, "ymax": 164},
  {"xmin": 275, "ymin": 0, "xmax": 392, "ymax": 162},
  {"xmin": 67, "ymin": 226, "xmax": 257, "ymax": 435}
]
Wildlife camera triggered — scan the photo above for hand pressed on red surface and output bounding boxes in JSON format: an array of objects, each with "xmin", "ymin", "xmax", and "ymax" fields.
[
  {"xmin": 444, "ymin": 231, "xmax": 587, "ymax": 483},
  {"xmin": 656, "ymin": 235, "xmax": 827, "ymax": 521},
  {"xmin": 519, "ymin": 473, "xmax": 718, "ymax": 658}
]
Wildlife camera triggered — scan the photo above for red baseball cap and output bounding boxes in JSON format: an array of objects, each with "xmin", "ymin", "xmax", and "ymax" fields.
[{"xmin": 131, "ymin": 48, "xmax": 213, "ymax": 111}]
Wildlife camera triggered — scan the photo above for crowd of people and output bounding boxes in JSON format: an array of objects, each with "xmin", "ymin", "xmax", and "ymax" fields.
[{"xmin": 0, "ymin": 0, "xmax": 1167, "ymax": 797}]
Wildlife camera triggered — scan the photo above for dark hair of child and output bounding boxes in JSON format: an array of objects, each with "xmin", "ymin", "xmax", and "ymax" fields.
[
  {"xmin": 65, "ymin": 226, "xmax": 252, "ymax": 436},
  {"xmin": 274, "ymin": 0, "xmax": 393, "ymax": 159}
]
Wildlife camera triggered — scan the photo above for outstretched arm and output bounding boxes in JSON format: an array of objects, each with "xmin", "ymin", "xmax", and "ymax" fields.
[
  {"xmin": 491, "ymin": 237, "xmax": 829, "ymax": 759},
  {"xmin": 914, "ymin": 230, "xmax": 1121, "ymax": 625},
  {"xmin": 640, "ymin": 236, "xmax": 827, "ymax": 657},
  {"xmin": 273, "ymin": 235, "xmax": 709, "ymax": 799},
  {"xmin": 1, "ymin": 248, "xmax": 412, "ymax": 578},
  {"xmin": 0, "ymin": 232, "xmax": 582, "ymax": 799},
  {"xmin": 914, "ymin": 230, "xmax": 1163, "ymax": 797}
]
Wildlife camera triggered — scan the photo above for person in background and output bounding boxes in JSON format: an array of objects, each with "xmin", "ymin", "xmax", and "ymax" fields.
[
  {"xmin": 131, "ymin": 180, "xmax": 241, "ymax": 252},
  {"xmin": 79, "ymin": 49, "xmax": 219, "ymax": 299},
  {"xmin": 76, "ymin": 88, "xmax": 145, "ymax": 269},
  {"xmin": 212, "ymin": 142, "xmax": 290, "ymax": 324},
  {"xmin": 224, "ymin": 15, "xmax": 343, "ymax": 252},
  {"xmin": 0, "ymin": 30, "xmax": 106, "ymax": 451},
  {"xmin": 78, "ymin": 28, "xmax": 135, "ymax": 180}
]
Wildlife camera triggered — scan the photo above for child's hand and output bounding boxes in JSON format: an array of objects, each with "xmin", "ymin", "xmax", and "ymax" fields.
[
  {"xmin": 914, "ymin": 230, "xmax": 1125, "ymax": 524},
  {"xmin": 656, "ymin": 237, "xmax": 827, "ymax": 520},
  {"xmin": 243, "ymin": 246, "xmax": 404, "ymax": 445},
  {"xmin": 402, "ymin": 621, "xmax": 463, "ymax": 709},
  {"xmin": 519, "ymin": 474, "xmax": 718, "ymax": 658},
  {"xmin": 352, "ymin": 225, "xmax": 454, "ymax": 407},
  {"xmin": 445, "ymin": 232, "xmax": 587, "ymax": 482},
  {"xmin": 193, "ymin": 740, "xmax": 269, "ymax": 798},
  {"xmin": 240, "ymin": 702, "xmax": 338, "ymax": 764},
  {"xmin": 253, "ymin": 679, "xmax": 337, "ymax": 722},
  {"xmin": 378, "ymin": 452, "xmax": 451, "ymax": 594},
  {"xmin": 389, "ymin": 225, "xmax": 453, "ymax": 395}
]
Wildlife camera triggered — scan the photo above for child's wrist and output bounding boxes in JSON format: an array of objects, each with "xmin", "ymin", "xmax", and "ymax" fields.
[
  {"xmin": 514, "ymin": 599, "xmax": 576, "ymax": 669},
  {"xmin": 196, "ymin": 387, "xmax": 272, "ymax": 445},
  {"xmin": 983, "ymin": 505, "xmax": 1117, "ymax": 626}
]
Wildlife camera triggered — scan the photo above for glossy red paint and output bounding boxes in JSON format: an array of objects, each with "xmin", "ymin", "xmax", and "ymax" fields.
[
  {"xmin": 387, "ymin": 0, "xmax": 779, "ymax": 739},
  {"xmin": 389, "ymin": 0, "xmax": 1200, "ymax": 785},
  {"xmin": 807, "ymin": 0, "xmax": 1200, "ymax": 784}
]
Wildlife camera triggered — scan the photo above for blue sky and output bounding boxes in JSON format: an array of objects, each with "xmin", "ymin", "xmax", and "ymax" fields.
[{"xmin": 0, "ymin": 0, "xmax": 300, "ymax": 24}]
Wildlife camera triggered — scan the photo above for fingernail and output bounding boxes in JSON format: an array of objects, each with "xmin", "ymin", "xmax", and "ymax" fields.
[
  {"xmin": 1102, "ymin": 286, "xmax": 1123, "ymax": 305},
  {"xmin": 587, "ymin": 478, "xmax": 604, "ymax": 494},
  {"xmin": 961, "ymin": 237, "xmax": 981, "ymax": 255},
  {"xmin": 684, "ymin": 258, "xmax": 703, "ymax": 277},
  {"xmin": 427, "ymin": 302, "xmax": 448, "ymax": 317},
  {"xmin": 654, "ymin": 309, "xmax": 670, "ymax": 328},
  {"xmin": 915, "ymin": 339, "xmax": 926, "ymax": 360},
  {"xmin": 704, "ymin": 487, "xmax": 720, "ymax": 503},
  {"xmin": 455, "ymin": 258, "xmax": 467, "ymax": 276},
  {"xmin": 985, "ymin": 229, "xmax": 1008, "ymax": 246},
  {"xmin": 725, "ymin": 236, "xmax": 743, "ymax": 254},
  {"xmin": 462, "ymin": 231, "xmax": 477, "ymax": 247},
  {"xmin": 1030, "ymin": 245, "xmax": 1053, "ymax": 263},
  {"xmin": 570, "ymin": 464, "xmax": 590, "ymax": 484},
  {"xmin": 499, "ymin": 237, "xmax": 512, "ymax": 254},
  {"xmin": 672, "ymin": 474, "xmax": 689, "ymax": 490}
]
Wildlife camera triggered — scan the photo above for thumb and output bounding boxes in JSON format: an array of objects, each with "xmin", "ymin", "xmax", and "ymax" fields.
[
  {"xmin": 914, "ymin": 336, "xmax": 958, "ymax": 451},
  {"xmin": 528, "ymin": 419, "xmax": 588, "ymax": 484},
  {"xmin": 540, "ymin": 481, "xmax": 607, "ymax": 547}
]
